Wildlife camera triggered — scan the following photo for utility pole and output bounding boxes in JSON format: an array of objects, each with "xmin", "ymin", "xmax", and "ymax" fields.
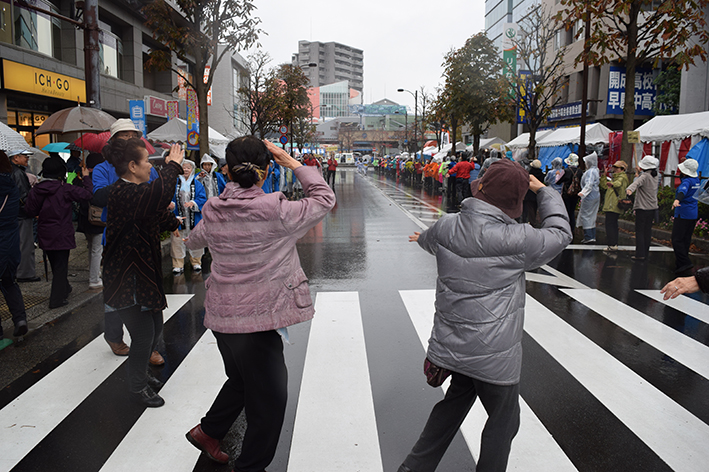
[{"xmin": 579, "ymin": 4, "xmax": 591, "ymax": 158}]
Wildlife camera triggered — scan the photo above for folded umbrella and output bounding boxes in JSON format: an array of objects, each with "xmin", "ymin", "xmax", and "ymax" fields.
[{"xmin": 73, "ymin": 131, "xmax": 155, "ymax": 154}]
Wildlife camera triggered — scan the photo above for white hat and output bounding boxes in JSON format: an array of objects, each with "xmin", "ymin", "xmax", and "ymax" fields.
[
  {"xmin": 638, "ymin": 155, "xmax": 659, "ymax": 170},
  {"xmin": 109, "ymin": 118, "xmax": 142, "ymax": 138},
  {"xmin": 7, "ymin": 149, "xmax": 32, "ymax": 157},
  {"xmin": 564, "ymin": 153, "xmax": 579, "ymax": 166},
  {"xmin": 678, "ymin": 158, "xmax": 699, "ymax": 178},
  {"xmin": 530, "ymin": 159, "xmax": 542, "ymax": 169}
]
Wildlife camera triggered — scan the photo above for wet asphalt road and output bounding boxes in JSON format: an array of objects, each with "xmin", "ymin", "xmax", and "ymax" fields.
[{"xmin": 1, "ymin": 167, "xmax": 709, "ymax": 472}]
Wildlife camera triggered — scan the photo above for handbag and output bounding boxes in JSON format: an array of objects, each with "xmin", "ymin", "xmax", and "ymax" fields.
[
  {"xmin": 617, "ymin": 197, "xmax": 633, "ymax": 211},
  {"xmin": 423, "ymin": 357, "xmax": 452, "ymax": 387},
  {"xmin": 88, "ymin": 205, "xmax": 106, "ymax": 227}
]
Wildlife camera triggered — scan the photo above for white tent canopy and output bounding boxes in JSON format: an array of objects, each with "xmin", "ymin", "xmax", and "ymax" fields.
[
  {"xmin": 466, "ymin": 137, "xmax": 505, "ymax": 151},
  {"xmin": 536, "ymin": 123, "xmax": 612, "ymax": 147},
  {"xmin": 506, "ymin": 130, "xmax": 552, "ymax": 149},
  {"xmin": 635, "ymin": 111, "xmax": 709, "ymax": 143},
  {"xmin": 147, "ymin": 118, "xmax": 230, "ymax": 158}
]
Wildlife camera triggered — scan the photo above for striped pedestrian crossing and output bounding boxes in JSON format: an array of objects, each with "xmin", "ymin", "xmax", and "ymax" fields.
[{"xmin": 2, "ymin": 280, "xmax": 709, "ymax": 471}]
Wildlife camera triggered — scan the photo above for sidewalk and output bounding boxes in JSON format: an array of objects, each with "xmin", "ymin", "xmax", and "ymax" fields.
[{"xmin": 0, "ymin": 233, "xmax": 171, "ymax": 344}]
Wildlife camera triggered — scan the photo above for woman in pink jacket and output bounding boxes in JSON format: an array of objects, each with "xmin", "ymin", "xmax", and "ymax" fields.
[{"xmin": 184, "ymin": 136, "xmax": 335, "ymax": 471}]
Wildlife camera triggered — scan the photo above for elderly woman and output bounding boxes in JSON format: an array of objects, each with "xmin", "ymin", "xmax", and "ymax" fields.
[
  {"xmin": 602, "ymin": 160, "xmax": 629, "ymax": 252},
  {"xmin": 169, "ymin": 159, "xmax": 206, "ymax": 273},
  {"xmin": 102, "ymin": 139, "xmax": 184, "ymax": 407},
  {"xmin": 577, "ymin": 152, "xmax": 600, "ymax": 244},
  {"xmin": 183, "ymin": 136, "xmax": 335, "ymax": 471},
  {"xmin": 672, "ymin": 158, "xmax": 700, "ymax": 274},
  {"xmin": 626, "ymin": 156, "xmax": 660, "ymax": 261}
]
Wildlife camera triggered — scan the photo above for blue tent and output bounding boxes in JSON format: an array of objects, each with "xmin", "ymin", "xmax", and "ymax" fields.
[
  {"xmin": 537, "ymin": 144, "xmax": 578, "ymax": 171},
  {"xmin": 686, "ymin": 138, "xmax": 709, "ymax": 177}
]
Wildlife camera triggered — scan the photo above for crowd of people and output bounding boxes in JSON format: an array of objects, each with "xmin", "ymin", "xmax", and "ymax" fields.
[{"xmin": 3, "ymin": 124, "xmax": 709, "ymax": 472}]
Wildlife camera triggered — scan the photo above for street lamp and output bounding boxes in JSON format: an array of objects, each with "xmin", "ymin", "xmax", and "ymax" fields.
[{"xmin": 397, "ymin": 88, "xmax": 418, "ymax": 156}]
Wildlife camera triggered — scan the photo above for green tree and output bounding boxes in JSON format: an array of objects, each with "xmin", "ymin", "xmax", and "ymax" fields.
[
  {"xmin": 292, "ymin": 111, "xmax": 317, "ymax": 154},
  {"xmin": 511, "ymin": 5, "xmax": 567, "ymax": 160},
  {"xmin": 276, "ymin": 64, "xmax": 311, "ymax": 154},
  {"xmin": 237, "ymin": 50, "xmax": 283, "ymax": 138},
  {"xmin": 558, "ymin": 0, "xmax": 709, "ymax": 164},
  {"xmin": 440, "ymin": 33, "xmax": 508, "ymax": 155},
  {"xmin": 143, "ymin": 0, "xmax": 262, "ymax": 157},
  {"xmin": 653, "ymin": 64, "xmax": 681, "ymax": 115}
]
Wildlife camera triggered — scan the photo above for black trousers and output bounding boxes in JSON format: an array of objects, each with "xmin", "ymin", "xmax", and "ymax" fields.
[
  {"xmin": 327, "ymin": 170, "xmax": 336, "ymax": 187},
  {"xmin": 456, "ymin": 178, "xmax": 472, "ymax": 203},
  {"xmin": 46, "ymin": 249, "xmax": 70, "ymax": 307},
  {"xmin": 116, "ymin": 305, "xmax": 163, "ymax": 393},
  {"xmin": 401, "ymin": 373, "xmax": 520, "ymax": 472},
  {"xmin": 562, "ymin": 195, "xmax": 579, "ymax": 231},
  {"xmin": 605, "ymin": 212, "xmax": 620, "ymax": 246},
  {"xmin": 0, "ymin": 264, "xmax": 27, "ymax": 338},
  {"xmin": 201, "ymin": 330, "xmax": 288, "ymax": 472},
  {"xmin": 634, "ymin": 209, "xmax": 655, "ymax": 258},
  {"xmin": 672, "ymin": 217, "xmax": 697, "ymax": 272}
]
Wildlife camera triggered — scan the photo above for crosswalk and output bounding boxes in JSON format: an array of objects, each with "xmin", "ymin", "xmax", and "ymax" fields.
[{"xmin": 3, "ymin": 282, "xmax": 709, "ymax": 471}]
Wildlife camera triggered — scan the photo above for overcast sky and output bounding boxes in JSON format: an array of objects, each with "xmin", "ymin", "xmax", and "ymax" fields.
[{"xmin": 247, "ymin": 0, "xmax": 487, "ymax": 112}]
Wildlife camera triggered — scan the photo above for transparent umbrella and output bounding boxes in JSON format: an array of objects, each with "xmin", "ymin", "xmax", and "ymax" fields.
[{"xmin": 0, "ymin": 121, "xmax": 30, "ymax": 152}]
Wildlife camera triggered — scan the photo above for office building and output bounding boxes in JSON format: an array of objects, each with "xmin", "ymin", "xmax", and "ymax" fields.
[{"xmin": 292, "ymin": 40, "xmax": 363, "ymax": 94}]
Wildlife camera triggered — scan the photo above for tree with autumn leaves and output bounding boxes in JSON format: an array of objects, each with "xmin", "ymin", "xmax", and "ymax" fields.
[
  {"xmin": 557, "ymin": 0, "xmax": 709, "ymax": 164},
  {"xmin": 436, "ymin": 33, "xmax": 510, "ymax": 155},
  {"xmin": 143, "ymin": 0, "xmax": 262, "ymax": 158}
]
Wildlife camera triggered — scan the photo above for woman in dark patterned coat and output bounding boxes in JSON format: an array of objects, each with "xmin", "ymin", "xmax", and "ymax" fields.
[{"xmin": 102, "ymin": 138, "xmax": 184, "ymax": 407}]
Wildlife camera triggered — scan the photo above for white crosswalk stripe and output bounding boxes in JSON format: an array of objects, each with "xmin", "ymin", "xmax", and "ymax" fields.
[
  {"xmin": 288, "ymin": 292, "xmax": 383, "ymax": 472},
  {"xmin": 0, "ymin": 294, "xmax": 193, "ymax": 472}
]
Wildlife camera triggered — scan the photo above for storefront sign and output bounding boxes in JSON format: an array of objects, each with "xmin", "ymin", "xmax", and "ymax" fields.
[
  {"xmin": 606, "ymin": 66, "xmax": 656, "ymax": 116},
  {"xmin": 548, "ymin": 101, "xmax": 590, "ymax": 122},
  {"xmin": 144, "ymin": 96, "xmax": 166, "ymax": 117},
  {"xmin": 2, "ymin": 59, "xmax": 86, "ymax": 102},
  {"xmin": 129, "ymin": 100, "xmax": 146, "ymax": 137}
]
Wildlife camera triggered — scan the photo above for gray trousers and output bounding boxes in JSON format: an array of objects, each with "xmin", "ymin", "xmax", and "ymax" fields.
[
  {"xmin": 85, "ymin": 232, "xmax": 103, "ymax": 285},
  {"xmin": 400, "ymin": 373, "xmax": 520, "ymax": 472},
  {"xmin": 16, "ymin": 218, "xmax": 36, "ymax": 279}
]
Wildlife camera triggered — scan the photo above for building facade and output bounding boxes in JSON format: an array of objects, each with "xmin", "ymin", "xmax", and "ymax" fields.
[
  {"xmin": 0, "ymin": 0, "xmax": 247, "ymax": 150},
  {"xmin": 292, "ymin": 40, "xmax": 363, "ymax": 94}
]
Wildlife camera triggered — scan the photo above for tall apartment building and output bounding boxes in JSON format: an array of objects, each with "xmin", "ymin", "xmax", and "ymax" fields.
[{"xmin": 292, "ymin": 41, "xmax": 364, "ymax": 93}]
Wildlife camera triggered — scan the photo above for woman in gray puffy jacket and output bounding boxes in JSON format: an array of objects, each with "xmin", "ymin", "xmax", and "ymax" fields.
[{"xmin": 399, "ymin": 159, "xmax": 572, "ymax": 472}]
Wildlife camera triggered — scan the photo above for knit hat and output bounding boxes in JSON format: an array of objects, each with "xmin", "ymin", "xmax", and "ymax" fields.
[
  {"xmin": 678, "ymin": 158, "xmax": 698, "ymax": 178},
  {"xmin": 40, "ymin": 155, "xmax": 67, "ymax": 179},
  {"xmin": 109, "ymin": 118, "xmax": 142, "ymax": 139},
  {"xmin": 638, "ymin": 155, "xmax": 659, "ymax": 170},
  {"xmin": 564, "ymin": 153, "xmax": 579, "ymax": 167},
  {"xmin": 470, "ymin": 159, "xmax": 529, "ymax": 219}
]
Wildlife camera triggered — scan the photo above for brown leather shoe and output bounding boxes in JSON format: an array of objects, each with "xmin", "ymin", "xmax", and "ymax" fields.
[
  {"xmin": 149, "ymin": 350, "xmax": 165, "ymax": 366},
  {"xmin": 186, "ymin": 424, "xmax": 229, "ymax": 464},
  {"xmin": 107, "ymin": 340, "xmax": 130, "ymax": 356}
]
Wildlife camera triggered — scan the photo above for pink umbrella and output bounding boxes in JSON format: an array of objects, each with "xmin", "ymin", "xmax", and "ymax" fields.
[{"xmin": 73, "ymin": 132, "xmax": 156, "ymax": 154}]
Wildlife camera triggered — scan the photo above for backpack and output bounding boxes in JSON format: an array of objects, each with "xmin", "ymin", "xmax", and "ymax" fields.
[{"xmin": 566, "ymin": 168, "xmax": 581, "ymax": 197}]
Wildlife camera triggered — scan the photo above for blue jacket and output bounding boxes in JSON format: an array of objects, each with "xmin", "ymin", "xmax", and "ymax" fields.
[
  {"xmin": 172, "ymin": 175, "xmax": 207, "ymax": 228},
  {"xmin": 675, "ymin": 176, "xmax": 700, "ymax": 220}
]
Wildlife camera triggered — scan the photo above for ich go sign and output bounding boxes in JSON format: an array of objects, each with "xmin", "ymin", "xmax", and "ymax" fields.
[{"xmin": 2, "ymin": 59, "xmax": 86, "ymax": 102}]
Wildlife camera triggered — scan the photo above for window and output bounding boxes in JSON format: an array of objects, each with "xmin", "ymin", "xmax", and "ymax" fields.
[{"xmin": 13, "ymin": 0, "xmax": 61, "ymax": 59}]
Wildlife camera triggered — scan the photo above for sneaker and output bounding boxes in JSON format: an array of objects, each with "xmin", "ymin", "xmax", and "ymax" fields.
[
  {"xmin": 130, "ymin": 386, "xmax": 165, "ymax": 408},
  {"xmin": 88, "ymin": 282, "xmax": 103, "ymax": 291},
  {"xmin": 581, "ymin": 238, "xmax": 596, "ymax": 244},
  {"xmin": 193, "ymin": 264, "xmax": 202, "ymax": 272},
  {"xmin": 172, "ymin": 267, "xmax": 184, "ymax": 274}
]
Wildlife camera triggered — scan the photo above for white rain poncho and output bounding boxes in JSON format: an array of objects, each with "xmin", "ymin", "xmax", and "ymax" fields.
[{"xmin": 577, "ymin": 152, "xmax": 600, "ymax": 229}]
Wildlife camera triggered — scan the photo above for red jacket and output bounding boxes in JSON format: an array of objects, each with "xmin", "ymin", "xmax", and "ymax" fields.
[
  {"xmin": 448, "ymin": 161, "xmax": 475, "ymax": 180},
  {"xmin": 327, "ymin": 158, "xmax": 338, "ymax": 171},
  {"xmin": 304, "ymin": 157, "xmax": 321, "ymax": 168}
]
